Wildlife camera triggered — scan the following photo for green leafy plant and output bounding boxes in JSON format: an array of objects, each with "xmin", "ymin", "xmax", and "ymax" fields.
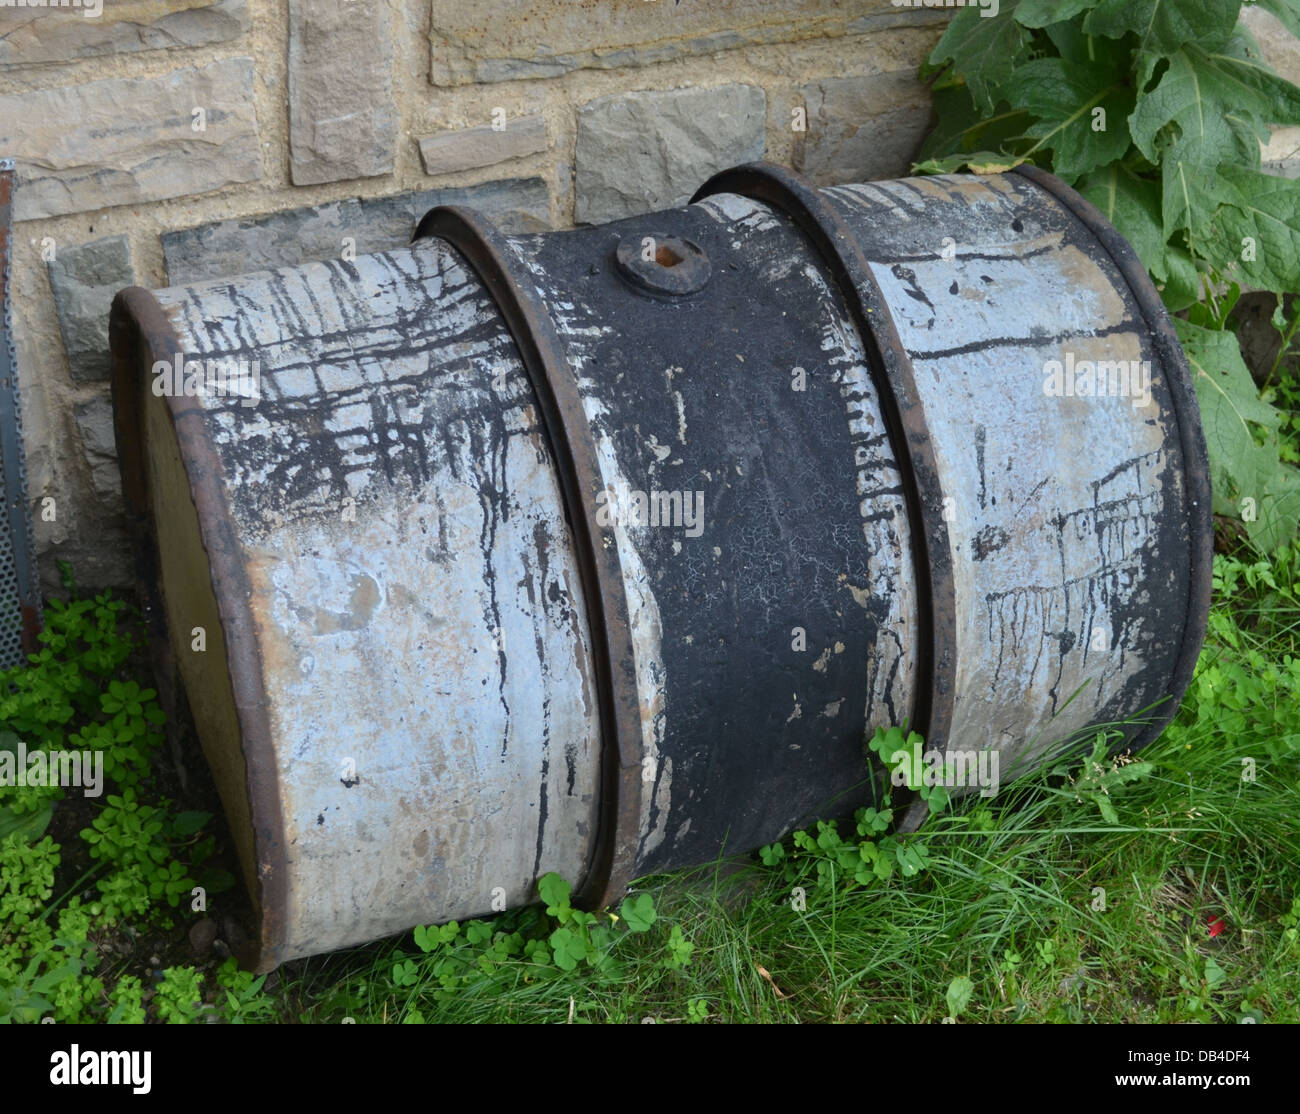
[
  {"xmin": 1178, "ymin": 946, "xmax": 1230, "ymax": 1020},
  {"xmin": 390, "ymin": 958, "xmax": 419, "ymax": 988},
  {"xmin": 619, "ymin": 893, "xmax": 657, "ymax": 933},
  {"xmin": 664, "ymin": 924, "xmax": 695, "ymax": 970},
  {"xmin": 401, "ymin": 873, "xmax": 681, "ymax": 1006},
  {"xmin": 759, "ymin": 807, "xmax": 930, "ymax": 891},
  {"xmin": 0, "ymin": 581, "xmax": 231, "ymax": 1024},
  {"xmin": 0, "ymin": 951, "xmax": 83, "ymax": 1024},
  {"xmin": 153, "ymin": 966, "xmax": 206, "ymax": 1024},
  {"xmin": 946, "ymin": 974, "xmax": 975, "ymax": 1019},
  {"xmin": 753, "ymin": 724, "xmax": 944, "ymax": 892},
  {"xmin": 105, "ymin": 975, "xmax": 145, "ymax": 1024},
  {"xmin": 868, "ymin": 723, "xmax": 953, "ymax": 814},
  {"xmin": 80, "ymin": 789, "xmax": 201, "ymax": 923},
  {"xmin": 918, "ymin": 0, "xmax": 1300, "ymax": 550},
  {"xmin": 0, "ymin": 833, "xmax": 58, "ymax": 946},
  {"xmin": 540, "ymin": 872, "xmax": 617, "ymax": 973},
  {"xmin": 1050, "ymin": 733, "xmax": 1157, "ymax": 822},
  {"xmin": 1280, "ymin": 895, "xmax": 1300, "ymax": 947}
]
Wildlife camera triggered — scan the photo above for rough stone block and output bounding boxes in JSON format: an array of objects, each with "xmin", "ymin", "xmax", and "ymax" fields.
[
  {"xmin": 0, "ymin": 1, "xmax": 250, "ymax": 71},
  {"xmin": 0, "ymin": 58, "xmax": 262, "ymax": 221},
  {"xmin": 162, "ymin": 178, "xmax": 551, "ymax": 285},
  {"xmin": 575, "ymin": 85, "xmax": 766, "ymax": 224},
  {"xmin": 794, "ymin": 72, "xmax": 934, "ymax": 185},
  {"xmin": 289, "ymin": 0, "xmax": 397, "ymax": 185},
  {"xmin": 48, "ymin": 234, "xmax": 135, "ymax": 383},
  {"xmin": 73, "ymin": 394, "xmax": 121, "ymax": 502},
  {"xmin": 418, "ymin": 115, "xmax": 547, "ymax": 176},
  {"xmin": 429, "ymin": 0, "xmax": 943, "ymax": 84}
]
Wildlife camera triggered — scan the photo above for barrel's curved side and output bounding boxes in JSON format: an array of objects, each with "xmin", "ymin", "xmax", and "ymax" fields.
[
  {"xmin": 691, "ymin": 161, "xmax": 957, "ymax": 821},
  {"xmin": 125, "ymin": 244, "xmax": 604, "ymax": 964},
  {"xmin": 109, "ymin": 286, "xmax": 290, "ymax": 973},
  {"xmin": 820, "ymin": 171, "xmax": 1202, "ymax": 781},
  {"xmin": 501, "ymin": 188, "xmax": 918, "ymax": 871},
  {"xmin": 413, "ymin": 206, "xmax": 646, "ymax": 911},
  {"xmin": 1012, "ymin": 165, "xmax": 1213, "ymax": 751}
]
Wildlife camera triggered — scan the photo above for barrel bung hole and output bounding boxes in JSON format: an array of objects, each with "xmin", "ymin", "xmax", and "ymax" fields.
[{"xmin": 655, "ymin": 244, "xmax": 683, "ymax": 267}]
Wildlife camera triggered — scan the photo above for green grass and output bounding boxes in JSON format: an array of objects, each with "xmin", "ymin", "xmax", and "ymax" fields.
[{"xmin": 270, "ymin": 543, "xmax": 1300, "ymax": 1025}]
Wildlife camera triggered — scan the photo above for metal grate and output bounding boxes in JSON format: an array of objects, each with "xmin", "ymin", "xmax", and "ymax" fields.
[{"xmin": 0, "ymin": 158, "xmax": 41, "ymax": 670}]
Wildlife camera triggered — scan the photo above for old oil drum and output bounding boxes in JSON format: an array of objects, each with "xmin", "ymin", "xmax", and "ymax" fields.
[{"xmin": 109, "ymin": 162, "xmax": 1211, "ymax": 970}]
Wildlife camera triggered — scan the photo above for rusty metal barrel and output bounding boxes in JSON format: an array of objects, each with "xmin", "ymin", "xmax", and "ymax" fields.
[{"xmin": 109, "ymin": 162, "xmax": 1211, "ymax": 970}]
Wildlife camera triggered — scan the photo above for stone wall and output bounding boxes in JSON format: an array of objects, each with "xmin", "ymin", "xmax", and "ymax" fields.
[{"xmin": 1, "ymin": 0, "xmax": 946, "ymax": 590}]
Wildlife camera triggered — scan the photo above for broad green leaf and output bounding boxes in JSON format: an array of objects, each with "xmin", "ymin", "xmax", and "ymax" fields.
[
  {"xmin": 926, "ymin": 0, "xmax": 1030, "ymax": 115},
  {"xmin": 1015, "ymin": 0, "xmax": 1101, "ymax": 27},
  {"xmin": 894, "ymin": 840, "xmax": 928, "ymax": 876},
  {"xmin": 1007, "ymin": 57, "xmax": 1135, "ymax": 179},
  {"xmin": 0, "ymin": 802, "xmax": 52, "ymax": 843},
  {"xmin": 537, "ymin": 871, "xmax": 570, "ymax": 915},
  {"xmin": 1107, "ymin": 760, "xmax": 1156, "ymax": 784},
  {"xmin": 548, "ymin": 926, "xmax": 585, "ymax": 971},
  {"xmin": 1208, "ymin": 163, "xmax": 1300, "ymax": 292},
  {"xmin": 1252, "ymin": 466, "xmax": 1300, "ymax": 551},
  {"xmin": 1079, "ymin": 165, "xmax": 1165, "ymax": 270},
  {"xmin": 619, "ymin": 893, "xmax": 657, "ymax": 933},
  {"xmin": 946, "ymin": 975, "xmax": 975, "ymax": 1018},
  {"xmin": 1084, "ymin": 0, "xmax": 1240, "ymax": 56},
  {"xmin": 1174, "ymin": 318, "xmax": 1298, "ymax": 549},
  {"xmin": 1129, "ymin": 42, "xmax": 1297, "ymax": 167},
  {"xmin": 1153, "ymin": 240, "xmax": 1201, "ymax": 310},
  {"xmin": 1160, "ymin": 154, "xmax": 1224, "ymax": 242},
  {"xmin": 172, "ymin": 810, "xmax": 211, "ymax": 837},
  {"xmin": 916, "ymin": 84, "xmax": 985, "ymax": 162},
  {"xmin": 1044, "ymin": 18, "xmax": 1134, "ymax": 72},
  {"xmin": 32, "ymin": 958, "xmax": 82, "ymax": 995},
  {"xmin": 1176, "ymin": 318, "xmax": 1280, "ymax": 435},
  {"xmin": 970, "ymin": 154, "xmax": 1028, "ymax": 173},
  {"xmin": 915, "ymin": 86, "xmax": 1032, "ymax": 164},
  {"xmin": 1205, "ymin": 955, "xmax": 1228, "ymax": 988}
]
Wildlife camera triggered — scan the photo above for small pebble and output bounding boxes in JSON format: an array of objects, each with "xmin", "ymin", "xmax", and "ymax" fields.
[{"xmin": 189, "ymin": 917, "xmax": 218, "ymax": 957}]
